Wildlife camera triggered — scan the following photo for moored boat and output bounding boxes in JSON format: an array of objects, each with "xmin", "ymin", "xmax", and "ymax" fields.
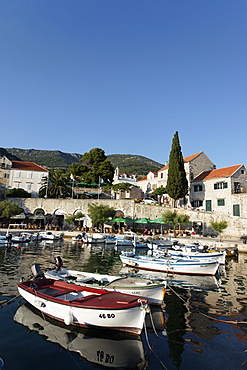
[
  {"xmin": 39, "ymin": 231, "xmax": 64, "ymax": 241},
  {"xmin": 18, "ymin": 276, "xmax": 149, "ymax": 335},
  {"xmin": 150, "ymin": 247, "xmax": 226, "ymax": 265},
  {"xmin": 120, "ymin": 252, "xmax": 220, "ymax": 276},
  {"xmin": 44, "ymin": 260, "xmax": 166, "ymax": 305},
  {"xmin": 0, "ymin": 234, "xmax": 10, "ymax": 246}
]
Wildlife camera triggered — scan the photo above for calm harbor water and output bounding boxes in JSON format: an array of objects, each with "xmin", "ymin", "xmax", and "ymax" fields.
[{"xmin": 0, "ymin": 239, "xmax": 247, "ymax": 370}]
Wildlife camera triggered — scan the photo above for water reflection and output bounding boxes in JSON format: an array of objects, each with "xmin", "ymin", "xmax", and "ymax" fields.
[{"xmin": 14, "ymin": 302, "xmax": 147, "ymax": 369}]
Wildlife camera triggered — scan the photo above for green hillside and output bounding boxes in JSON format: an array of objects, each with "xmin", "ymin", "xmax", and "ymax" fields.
[{"xmin": 4, "ymin": 148, "xmax": 163, "ymax": 177}]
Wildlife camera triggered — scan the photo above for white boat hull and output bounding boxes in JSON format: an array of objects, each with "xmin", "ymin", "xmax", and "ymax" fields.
[
  {"xmin": 120, "ymin": 253, "xmax": 219, "ymax": 276},
  {"xmin": 44, "ymin": 268, "xmax": 166, "ymax": 305},
  {"xmin": 18, "ymin": 280, "xmax": 147, "ymax": 335},
  {"xmin": 166, "ymin": 250, "xmax": 226, "ymax": 265}
]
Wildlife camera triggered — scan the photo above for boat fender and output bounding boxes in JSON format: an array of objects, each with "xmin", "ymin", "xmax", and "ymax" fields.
[
  {"xmin": 64, "ymin": 311, "xmax": 74, "ymax": 325},
  {"xmin": 55, "ymin": 256, "xmax": 63, "ymax": 271},
  {"xmin": 31, "ymin": 264, "xmax": 44, "ymax": 279}
]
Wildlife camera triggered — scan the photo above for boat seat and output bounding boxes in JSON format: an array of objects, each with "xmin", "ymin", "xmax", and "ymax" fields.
[
  {"xmin": 72, "ymin": 294, "xmax": 98, "ymax": 303},
  {"xmin": 52, "ymin": 288, "xmax": 77, "ymax": 297}
]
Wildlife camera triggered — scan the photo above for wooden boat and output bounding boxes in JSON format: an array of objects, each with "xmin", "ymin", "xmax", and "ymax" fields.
[
  {"xmin": 14, "ymin": 303, "xmax": 147, "ymax": 369},
  {"xmin": 120, "ymin": 252, "xmax": 220, "ymax": 276},
  {"xmin": 151, "ymin": 247, "xmax": 226, "ymax": 265},
  {"xmin": 44, "ymin": 264, "xmax": 166, "ymax": 305},
  {"xmin": 17, "ymin": 277, "xmax": 149, "ymax": 335}
]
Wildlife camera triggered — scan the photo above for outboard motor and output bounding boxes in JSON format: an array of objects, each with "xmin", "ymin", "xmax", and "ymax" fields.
[
  {"xmin": 6, "ymin": 233, "xmax": 12, "ymax": 242},
  {"xmin": 55, "ymin": 256, "xmax": 63, "ymax": 271},
  {"xmin": 31, "ymin": 263, "xmax": 44, "ymax": 279}
]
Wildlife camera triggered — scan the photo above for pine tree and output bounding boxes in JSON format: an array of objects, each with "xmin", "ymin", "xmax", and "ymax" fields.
[{"xmin": 166, "ymin": 131, "xmax": 188, "ymax": 206}]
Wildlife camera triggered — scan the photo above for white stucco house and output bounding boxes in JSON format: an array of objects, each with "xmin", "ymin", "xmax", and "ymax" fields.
[
  {"xmin": 112, "ymin": 167, "xmax": 138, "ymax": 185},
  {"xmin": 190, "ymin": 164, "xmax": 247, "ymax": 216},
  {"xmin": 8, "ymin": 161, "xmax": 48, "ymax": 197}
]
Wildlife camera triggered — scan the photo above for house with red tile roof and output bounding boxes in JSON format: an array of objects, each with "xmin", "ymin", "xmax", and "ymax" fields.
[
  {"xmin": 8, "ymin": 160, "xmax": 48, "ymax": 197},
  {"xmin": 191, "ymin": 164, "xmax": 247, "ymax": 216},
  {"xmin": 138, "ymin": 151, "xmax": 215, "ymax": 202}
]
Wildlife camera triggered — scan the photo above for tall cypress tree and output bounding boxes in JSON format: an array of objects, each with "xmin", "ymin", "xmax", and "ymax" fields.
[{"xmin": 166, "ymin": 131, "xmax": 188, "ymax": 206}]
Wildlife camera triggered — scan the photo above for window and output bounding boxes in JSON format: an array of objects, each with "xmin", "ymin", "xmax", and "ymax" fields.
[
  {"xmin": 214, "ymin": 182, "xmax": 228, "ymax": 189},
  {"xmin": 206, "ymin": 200, "xmax": 212, "ymax": 212},
  {"xmin": 27, "ymin": 172, "xmax": 33, "ymax": 179},
  {"xmin": 27, "ymin": 183, "xmax": 32, "ymax": 191},
  {"xmin": 233, "ymin": 204, "xmax": 240, "ymax": 216},
  {"xmin": 241, "ymin": 169, "xmax": 244, "ymax": 174},
  {"xmin": 217, "ymin": 199, "xmax": 225, "ymax": 206},
  {"xmin": 193, "ymin": 185, "xmax": 202, "ymax": 192},
  {"xmin": 14, "ymin": 182, "xmax": 21, "ymax": 188},
  {"xmin": 234, "ymin": 182, "xmax": 241, "ymax": 193},
  {"xmin": 15, "ymin": 171, "xmax": 21, "ymax": 178},
  {"xmin": 191, "ymin": 200, "xmax": 203, "ymax": 207}
]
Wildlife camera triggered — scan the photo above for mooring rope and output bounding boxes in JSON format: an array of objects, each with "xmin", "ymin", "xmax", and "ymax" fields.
[
  {"xmin": 167, "ymin": 283, "xmax": 247, "ymax": 324},
  {"xmin": 143, "ymin": 318, "xmax": 168, "ymax": 370},
  {"xmin": 0, "ymin": 294, "xmax": 21, "ymax": 309}
]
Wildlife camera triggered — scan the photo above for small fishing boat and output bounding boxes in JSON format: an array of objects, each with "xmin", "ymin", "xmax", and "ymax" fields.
[
  {"xmin": 44, "ymin": 258, "xmax": 166, "ymax": 305},
  {"xmin": 18, "ymin": 271, "xmax": 149, "ymax": 335},
  {"xmin": 115, "ymin": 232, "xmax": 137, "ymax": 247},
  {"xmin": 150, "ymin": 247, "xmax": 226, "ymax": 265},
  {"xmin": 120, "ymin": 252, "xmax": 220, "ymax": 276}
]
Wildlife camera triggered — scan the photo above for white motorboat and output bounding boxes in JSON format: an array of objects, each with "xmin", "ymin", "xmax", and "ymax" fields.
[
  {"xmin": 18, "ymin": 276, "xmax": 149, "ymax": 335},
  {"xmin": 39, "ymin": 231, "xmax": 64, "ymax": 241},
  {"xmin": 44, "ymin": 260, "xmax": 166, "ymax": 305},
  {"xmin": 20, "ymin": 232, "xmax": 43, "ymax": 243},
  {"xmin": 7, "ymin": 233, "xmax": 30, "ymax": 243},
  {"xmin": 14, "ymin": 303, "xmax": 147, "ymax": 369},
  {"xmin": 120, "ymin": 252, "xmax": 220, "ymax": 276},
  {"xmin": 85, "ymin": 233, "xmax": 107, "ymax": 244},
  {"xmin": 115, "ymin": 232, "xmax": 147, "ymax": 248},
  {"xmin": 0, "ymin": 234, "xmax": 10, "ymax": 246}
]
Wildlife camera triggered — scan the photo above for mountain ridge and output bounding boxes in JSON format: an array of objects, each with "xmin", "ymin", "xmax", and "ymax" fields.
[{"xmin": 2, "ymin": 148, "xmax": 163, "ymax": 178}]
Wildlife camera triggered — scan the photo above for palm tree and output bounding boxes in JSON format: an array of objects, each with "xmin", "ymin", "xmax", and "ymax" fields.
[{"xmin": 39, "ymin": 169, "xmax": 70, "ymax": 198}]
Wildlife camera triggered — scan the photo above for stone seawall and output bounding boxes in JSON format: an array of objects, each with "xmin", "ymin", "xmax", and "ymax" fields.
[{"xmin": 7, "ymin": 197, "xmax": 247, "ymax": 239}]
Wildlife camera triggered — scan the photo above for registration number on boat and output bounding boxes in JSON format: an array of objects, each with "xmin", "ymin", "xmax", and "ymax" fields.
[{"xmin": 99, "ymin": 313, "xmax": 115, "ymax": 319}]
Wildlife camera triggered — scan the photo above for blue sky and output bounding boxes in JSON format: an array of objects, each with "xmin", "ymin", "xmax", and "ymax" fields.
[{"xmin": 1, "ymin": 1, "xmax": 247, "ymax": 169}]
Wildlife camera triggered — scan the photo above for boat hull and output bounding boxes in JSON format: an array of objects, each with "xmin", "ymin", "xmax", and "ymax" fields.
[
  {"xmin": 120, "ymin": 254, "xmax": 219, "ymax": 276},
  {"xmin": 18, "ymin": 279, "xmax": 147, "ymax": 335}
]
